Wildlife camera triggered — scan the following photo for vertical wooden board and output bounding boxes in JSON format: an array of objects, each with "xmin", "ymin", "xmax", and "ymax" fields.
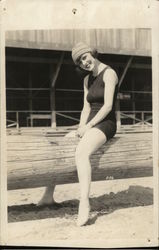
[
  {"xmin": 55, "ymin": 29, "xmax": 62, "ymax": 46},
  {"xmin": 29, "ymin": 29, "xmax": 36, "ymax": 42},
  {"xmin": 135, "ymin": 28, "xmax": 151, "ymax": 52},
  {"xmin": 96, "ymin": 29, "xmax": 120, "ymax": 51},
  {"xmin": 119, "ymin": 29, "xmax": 136, "ymax": 50},
  {"xmin": 87, "ymin": 29, "xmax": 97, "ymax": 48},
  {"xmin": 21, "ymin": 30, "xmax": 28, "ymax": 42},
  {"xmin": 112, "ymin": 29, "xmax": 120, "ymax": 50},
  {"xmin": 74, "ymin": 29, "xmax": 86, "ymax": 44},
  {"xmin": 68, "ymin": 29, "xmax": 75, "ymax": 47},
  {"xmin": 61, "ymin": 29, "xmax": 72, "ymax": 50},
  {"xmin": 103, "ymin": 29, "xmax": 114, "ymax": 49}
]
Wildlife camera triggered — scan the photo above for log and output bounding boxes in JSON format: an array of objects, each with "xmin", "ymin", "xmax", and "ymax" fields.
[{"xmin": 7, "ymin": 131, "xmax": 153, "ymax": 190}]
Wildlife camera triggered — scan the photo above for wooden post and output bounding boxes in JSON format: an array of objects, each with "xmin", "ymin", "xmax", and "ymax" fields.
[
  {"xmin": 30, "ymin": 115, "xmax": 33, "ymax": 127},
  {"xmin": 16, "ymin": 111, "xmax": 19, "ymax": 129},
  {"xmin": 132, "ymin": 79, "xmax": 135, "ymax": 125},
  {"xmin": 50, "ymin": 64, "xmax": 56, "ymax": 129},
  {"xmin": 50, "ymin": 88, "xmax": 56, "ymax": 128},
  {"xmin": 116, "ymin": 99, "xmax": 121, "ymax": 129},
  {"xmin": 117, "ymin": 56, "xmax": 133, "ymax": 129},
  {"xmin": 0, "ymin": 3, "xmax": 7, "ymax": 244},
  {"xmin": 50, "ymin": 52, "xmax": 64, "ymax": 128},
  {"xmin": 29, "ymin": 63, "xmax": 33, "ymax": 126},
  {"xmin": 141, "ymin": 111, "xmax": 144, "ymax": 126}
]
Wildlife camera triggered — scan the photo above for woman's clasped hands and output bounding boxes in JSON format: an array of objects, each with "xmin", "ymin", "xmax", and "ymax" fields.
[{"xmin": 76, "ymin": 123, "xmax": 92, "ymax": 138}]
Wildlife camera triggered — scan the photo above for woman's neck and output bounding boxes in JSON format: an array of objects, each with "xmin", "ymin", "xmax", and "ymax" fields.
[{"xmin": 92, "ymin": 60, "xmax": 107, "ymax": 76}]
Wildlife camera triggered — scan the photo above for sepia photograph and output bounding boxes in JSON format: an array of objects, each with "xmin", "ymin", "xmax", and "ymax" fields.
[{"xmin": 0, "ymin": 0, "xmax": 159, "ymax": 248}]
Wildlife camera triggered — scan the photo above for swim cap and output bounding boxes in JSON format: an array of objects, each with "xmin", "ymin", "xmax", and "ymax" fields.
[{"xmin": 72, "ymin": 42, "xmax": 92, "ymax": 64}]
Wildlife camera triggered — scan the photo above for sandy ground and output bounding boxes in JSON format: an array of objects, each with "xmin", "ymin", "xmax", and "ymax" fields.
[{"xmin": 7, "ymin": 176, "xmax": 155, "ymax": 248}]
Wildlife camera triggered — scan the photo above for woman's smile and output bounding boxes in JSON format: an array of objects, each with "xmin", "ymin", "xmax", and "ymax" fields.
[
  {"xmin": 85, "ymin": 61, "xmax": 92, "ymax": 69},
  {"xmin": 79, "ymin": 53, "xmax": 95, "ymax": 71}
]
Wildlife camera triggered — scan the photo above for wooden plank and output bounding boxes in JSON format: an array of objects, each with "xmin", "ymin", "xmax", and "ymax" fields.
[
  {"xmin": 7, "ymin": 151, "xmax": 152, "ymax": 166},
  {"xmin": 5, "ymin": 29, "xmax": 151, "ymax": 56},
  {"xmin": 135, "ymin": 29, "xmax": 151, "ymax": 52},
  {"xmin": 7, "ymin": 132, "xmax": 153, "ymax": 190},
  {"xmin": 6, "ymin": 126, "xmax": 152, "ymax": 137},
  {"xmin": 7, "ymin": 131, "xmax": 152, "ymax": 142},
  {"xmin": 7, "ymin": 160, "xmax": 153, "ymax": 190}
]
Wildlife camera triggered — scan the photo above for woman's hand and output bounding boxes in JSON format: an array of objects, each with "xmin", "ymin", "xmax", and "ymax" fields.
[{"xmin": 76, "ymin": 123, "xmax": 92, "ymax": 138}]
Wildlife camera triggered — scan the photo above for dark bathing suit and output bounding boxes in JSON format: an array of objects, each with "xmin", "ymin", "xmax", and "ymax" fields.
[{"xmin": 86, "ymin": 66, "xmax": 118, "ymax": 141}]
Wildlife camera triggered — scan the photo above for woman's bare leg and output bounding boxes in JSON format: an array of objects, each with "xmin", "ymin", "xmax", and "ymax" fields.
[
  {"xmin": 37, "ymin": 131, "xmax": 77, "ymax": 206},
  {"xmin": 75, "ymin": 128, "xmax": 107, "ymax": 226},
  {"xmin": 37, "ymin": 184, "xmax": 56, "ymax": 206}
]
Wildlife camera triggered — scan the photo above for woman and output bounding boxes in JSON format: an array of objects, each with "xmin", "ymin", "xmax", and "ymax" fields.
[{"xmin": 38, "ymin": 42, "xmax": 118, "ymax": 226}]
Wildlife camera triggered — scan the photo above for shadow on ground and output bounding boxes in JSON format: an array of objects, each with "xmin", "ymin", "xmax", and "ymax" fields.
[{"xmin": 8, "ymin": 185, "xmax": 153, "ymax": 223}]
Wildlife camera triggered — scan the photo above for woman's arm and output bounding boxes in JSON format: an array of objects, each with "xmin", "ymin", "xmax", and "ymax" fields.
[
  {"xmin": 87, "ymin": 68, "xmax": 118, "ymax": 128},
  {"xmin": 78, "ymin": 75, "xmax": 91, "ymax": 127}
]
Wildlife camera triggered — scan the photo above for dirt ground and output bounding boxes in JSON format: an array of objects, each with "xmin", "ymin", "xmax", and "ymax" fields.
[{"xmin": 7, "ymin": 176, "xmax": 155, "ymax": 248}]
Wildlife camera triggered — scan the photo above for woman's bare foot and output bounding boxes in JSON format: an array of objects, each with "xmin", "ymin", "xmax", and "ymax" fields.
[
  {"xmin": 77, "ymin": 198, "xmax": 90, "ymax": 226},
  {"xmin": 37, "ymin": 196, "xmax": 56, "ymax": 206},
  {"xmin": 36, "ymin": 185, "xmax": 56, "ymax": 206}
]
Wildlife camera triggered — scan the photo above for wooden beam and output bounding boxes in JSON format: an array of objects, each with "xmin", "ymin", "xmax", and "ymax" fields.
[
  {"xmin": 118, "ymin": 56, "xmax": 133, "ymax": 90},
  {"xmin": 6, "ymin": 87, "xmax": 50, "ymax": 90},
  {"xmin": 51, "ymin": 52, "xmax": 64, "ymax": 88},
  {"xmin": 6, "ymin": 55, "xmax": 151, "ymax": 69},
  {"xmin": 56, "ymin": 112, "xmax": 80, "ymax": 122},
  {"xmin": 7, "ymin": 132, "xmax": 153, "ymax": 190},
  {"xmin": 6, "ymin": 55, "xmax": 68, "ymax": 64},
  {"xmin": 5, "ymin": 40, "xmax": 151, "ymax": 57}
]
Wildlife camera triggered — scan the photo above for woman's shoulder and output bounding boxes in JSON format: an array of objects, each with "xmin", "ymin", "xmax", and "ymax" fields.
[
  {"xmin": 83, "ymin": 74, "xmax": 90, "ymax": 88},
  {"xmin": 103, "ymin": 66, "xmax": 118, "ymax": 83},
  {"xmin": 103, "ymin": 66, "xmax": 118, "ymax": 84}
]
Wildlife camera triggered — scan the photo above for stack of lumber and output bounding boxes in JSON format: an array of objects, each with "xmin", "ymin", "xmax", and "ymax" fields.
[
  {"xmin": 7, "ymin": 124, "xmax": 152, "ymax": 136},
  {"xmin": 7, "ymin": 131, "xmax": 153, "ymax": 190}
]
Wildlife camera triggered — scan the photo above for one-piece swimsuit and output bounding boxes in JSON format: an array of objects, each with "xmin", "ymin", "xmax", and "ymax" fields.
[{"xmin": 86, "ymin": 66, "xmax": 118, "ymax": 140}]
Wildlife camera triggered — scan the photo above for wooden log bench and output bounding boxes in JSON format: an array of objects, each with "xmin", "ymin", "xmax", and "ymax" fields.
[{"xmin": 7, "ymin": 130, "xmax": 153, "ymax": 190}]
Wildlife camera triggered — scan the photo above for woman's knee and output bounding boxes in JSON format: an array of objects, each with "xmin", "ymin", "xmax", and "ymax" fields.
[{"xmin": 75, "ymin": 144, "xmax": 91, "ymax": 164}]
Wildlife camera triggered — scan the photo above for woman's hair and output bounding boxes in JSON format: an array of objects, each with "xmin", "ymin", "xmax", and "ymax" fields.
[{"xmin": 91, "ymin": 48, "xmax": 98, "ymax": 59}]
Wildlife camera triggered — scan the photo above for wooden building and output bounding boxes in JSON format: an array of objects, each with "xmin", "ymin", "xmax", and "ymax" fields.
[{"xmin": 5, "ymin": 29, "xmax": 152, "ymax": 128}]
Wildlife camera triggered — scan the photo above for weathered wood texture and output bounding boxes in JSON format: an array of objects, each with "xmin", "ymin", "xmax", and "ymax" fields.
[
  {"xmin": 7, "ymin": 131, "xmax": 153, "ymax": 190},
  {"xmin": 6, "ymin": 124, "xmax": 152, "ymax": 136},
  {"xmin": 5, "ymin": 29, "xmax": 151, "ymax": 56}
]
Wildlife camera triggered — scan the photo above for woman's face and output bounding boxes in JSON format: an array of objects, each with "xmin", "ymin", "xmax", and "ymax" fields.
[{"xmin": 78, "ymin": 52, "xmax": 95, "ymax": 71}]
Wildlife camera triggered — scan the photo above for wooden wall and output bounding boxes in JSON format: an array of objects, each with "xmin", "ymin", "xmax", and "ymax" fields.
[{"xmin": 5, "ymin": 29, "xmax": 151, "ymax": 57}]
